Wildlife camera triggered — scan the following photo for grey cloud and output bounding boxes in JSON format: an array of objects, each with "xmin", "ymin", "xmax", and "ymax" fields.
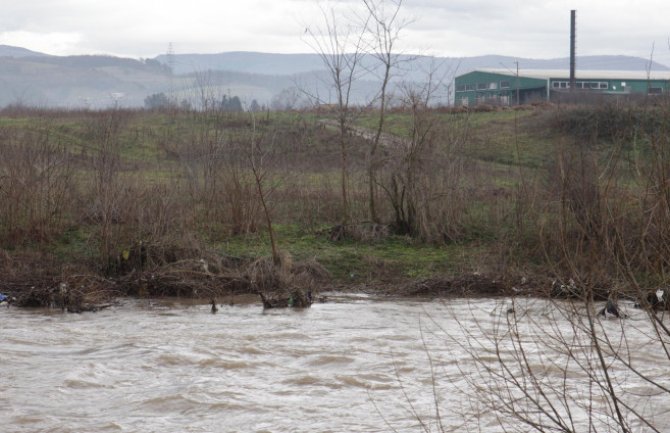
[{"xmin": 1, "ymin": 0, "xmax": 668, "ymax": 65}]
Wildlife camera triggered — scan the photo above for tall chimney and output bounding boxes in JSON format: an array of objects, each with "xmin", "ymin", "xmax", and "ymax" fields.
[{"xmin": 570, "ymin": 10, "xmax": 576, "ymax": 91}]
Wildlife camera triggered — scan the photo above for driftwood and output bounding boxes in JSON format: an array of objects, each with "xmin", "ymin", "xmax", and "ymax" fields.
[
  {"xmin": 247, "ymin": 253, "xmax": 330, "ymax": 309},
  {"xmin": 4, "ymin": 274, "xmax": 119, "ymax": 310},
  {"xmin": 0, "ymin": 248, "xmax": 333, "ymax": 312}
]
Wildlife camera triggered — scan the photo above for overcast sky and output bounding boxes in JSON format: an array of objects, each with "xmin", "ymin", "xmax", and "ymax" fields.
[{"xmin": 1, "ymin": 0, "xmax": 669, "ymax": 66}]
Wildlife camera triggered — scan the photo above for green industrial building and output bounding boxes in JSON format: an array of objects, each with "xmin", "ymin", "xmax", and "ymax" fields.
[{"xmin": 454, "ymin": 69, "xmax": 670, "ymax": 106}]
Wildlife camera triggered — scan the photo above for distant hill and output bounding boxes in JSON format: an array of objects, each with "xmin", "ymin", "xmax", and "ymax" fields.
[
  {"xmin": 156, "ymin": 51, "xmax": 669, "ymax": 77},
  {"xmin": 155, "ymin": 51, "xmax": 325, "ymax": 75},
  {"xmin": 0, "ymin": 54, "xmax": 173, "ymax": 108},
  {"xmin": 0, "ymin": 45, "xmax": 49, "ymax": 58},
  {"xmin": 0, "ymin": 45, "xmax": 667, "ymax": 109}
]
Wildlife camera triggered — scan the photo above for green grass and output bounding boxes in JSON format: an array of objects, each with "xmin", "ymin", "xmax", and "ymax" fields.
[
  {"xmin": 461, "ymin": 111, "xmax": 553, "ymax": 168},
  {"xmin": 466, "ymin": 109, "xmax": 534, "ymax": 127},
  {"xmin": 219, "ymin": 224, "xmax": 473, "ymax": 282},
  {"xmin": 355, "ymin": 109, "xmax": 554, "ymax": 169},
  {"xmin": 356, "ymin": 112, "xmax": 413, "ymax": 136},
  {"xmin": 0, "ymin": 118, "xmax": 31, "ymax": 128},
  {"xmin": 46, "ymin": 225, "xmax": 98, "ymax": 264}
]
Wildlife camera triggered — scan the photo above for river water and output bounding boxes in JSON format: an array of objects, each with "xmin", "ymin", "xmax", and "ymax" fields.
[{"xmin": 1, "ymin": 295, "xmax": 669, "ymax": 432}]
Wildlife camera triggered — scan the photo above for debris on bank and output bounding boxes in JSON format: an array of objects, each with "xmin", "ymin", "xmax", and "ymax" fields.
[
  {"xmin": 3, "ymin": 274, "xmax": 119, "ymax": 312},
  {"xmin": 634, "ymin": 288, "xmax": 669, "ymax": 311},
  {"xmin": 0, "ymin": 245, "xmax": 333, "ymax": 313},
  {"xmin": 398, "ymin": 274, "xmax": 512, "ymax": 297},
  {"xmin": 0, "ymin": 292, "xmax": 16, "ymax": 306},
  {"xmin": 259, "ymin": 290, "xmax": 313, "ymax": 309},
  {"xmin": 3, "ymin": 242, "xmax": 668, "ymax": 315},
  {"xmin": 247, "ymin": 252, "xmax": 330, "ymax": 309}
]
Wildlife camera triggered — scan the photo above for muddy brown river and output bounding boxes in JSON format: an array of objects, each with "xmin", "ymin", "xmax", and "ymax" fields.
[{"xmin": 1, "ymin": 295, "xmax": 669, "ymax": 432}]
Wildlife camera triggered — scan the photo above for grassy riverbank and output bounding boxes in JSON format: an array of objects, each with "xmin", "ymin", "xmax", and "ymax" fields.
[{"xmin": 1, "ymin": 100, "xmax": 669, "ymax": 309}]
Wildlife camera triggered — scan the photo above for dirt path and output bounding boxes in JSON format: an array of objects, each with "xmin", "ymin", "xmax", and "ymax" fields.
[{"xmin": 318, "ymin": 118, "xmax": 407, "ymax": 149}]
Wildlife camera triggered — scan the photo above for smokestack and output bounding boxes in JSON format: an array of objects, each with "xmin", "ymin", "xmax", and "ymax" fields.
[{"xmin": 570, "ymin": 10, "xmax": 576, "ymax": 91}]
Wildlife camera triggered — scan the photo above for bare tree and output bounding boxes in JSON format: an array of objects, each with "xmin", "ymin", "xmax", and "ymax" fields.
[
  {"xmin": 0, "ymin": 116, "xmax": 73, "ymax": 244},
  {"xmin": 361, "ymin": 0, "xmax": 408, "ymax": 223},
  {"xmin": 303, "ymin": 2, "xmax": 369, "ymax": 227},
  {"xmin": 247, "ymin": 112, "xmax": 280, "ymax": 264},
  {"xmin": 89, "ymin": 110, "xmax": 127, "ymax": 270},
  {"xmin": 381, "ymin": 70, "xmax": 468, "ymax": 241}
]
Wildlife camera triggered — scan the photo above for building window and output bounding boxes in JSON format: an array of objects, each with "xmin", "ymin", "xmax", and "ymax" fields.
[
  {"xmin": 500, "ymin": 80, "xmax": 510, "ymax": 89},
  {"xmin": 465, "ymin": 84, "xmax": 475, "ymax": 91},
  {"xmin": 553, "ymin": 81, "xmax": 569, "ymax": 89},
  {"xmin": 456, "ymin": 84, "xmax": 466, "ymax": 92},
  {"xmin": 649, "ymin": 87, "xmax": 663, "ymax": 95},
  {"xmin": 489, "ymin": 82, "xmax": 498, "ymax": 90},
  {"xmin": 552, "ymin": 81, "xmax": 608, "ymax": 90},
  {"xmin": 477, "ymin": 83, "xmax": 487, "ymax": 90},
  {"xmin": 571, "ymin": 81, "xmax": 609, "ymax": 90}
]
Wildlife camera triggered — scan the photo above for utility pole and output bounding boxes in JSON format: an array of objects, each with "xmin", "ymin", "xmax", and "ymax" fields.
[
  {"xmin": 515, "ymin": 60, "xmax": 520, "ymax": 105},
  {"xmin": 167, "ymin": 42, "xmax": 175, "ymax": 103},
  {"xmin": 570, "ymin": 10, "xmax": 576, "ymax": 91}
]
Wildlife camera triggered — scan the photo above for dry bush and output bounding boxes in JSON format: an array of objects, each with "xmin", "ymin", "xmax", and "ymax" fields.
[
  {"xmin": 75, "ymin": 109, "xmax": 206, "ymax": 273},
  {"xmin": 246, "ymin": 250, "xmax": 294, "ymax": 294},
  {"xmin": 533, "ymin": 102, "xmax": 670, "ymax": 290},
  {"xmin": 246, "ymin": 251, "xmax": 327, "ymax": 307},
  {"xmin": 472, "ymin": 103, "xmax": 497, "ymax": 113},
  {"xmin": 0, "ymin": 249, "xmax": 13, "ymax": 276},
  {"xmin": 0, "ymin": 120, "xmax": 73, "ymax": 244},
  {"xmin": 380, "ymin": 99, "xmax": 470, "ymax": 242},
  {"xmin": 290, "ymin": 257, "xmax": 331, "ymax": 288},
  {"xmin": 633, "ymin": 122, "xmax": 670, "ymax": 278},
  {"xmin": 219, "ymin": 166, "xmax": 261, "ymax": 235},
  {"xmin": 162, "ymin": 110, "xmax": 264, "ymax": 236},
  {"xmin": 290, "ymin": 181, "xmax": 342, "ymax": 230},
  {"xmin": 83, "ymin": 109, "xmax": 129, "ymax": 268},
  {"xmin": 0, "ymin": 249, "xmax": 60, "ymax": 283},
  {"xmin": 552, "ymin": 103, "xmax": 662, "ymax": 142}
]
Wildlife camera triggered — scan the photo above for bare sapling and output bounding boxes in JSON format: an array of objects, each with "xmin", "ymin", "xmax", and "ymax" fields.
[
  {"xmin": 0, "ymin": 116, "xmax": 73, "ymax": 244},
  {"xmin": 247, "ymin": 112, "xmax": 279, "ymax": 265},
  {"xmin": 303, "ymin": 1, "xmax": 369, "ymax": 228},
  {"xmin": 167, "ymin": 78, "xmax": 261, "ymax": 236},
  {"xmin": 361, "ymin": 0, "xmax": 408, "ymax": 224},
  {"xmin": 380, "ymin": 74, "xmax": 468, "ymax": 241},
  {"xmin": 87, "ymin": 109, "xmax": 127, "ymax": 271}
]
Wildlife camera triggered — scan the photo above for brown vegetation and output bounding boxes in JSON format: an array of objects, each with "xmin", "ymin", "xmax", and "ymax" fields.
[{"xmin": 1, "ymin": 97, "xmax": 670, "ymax": 310}]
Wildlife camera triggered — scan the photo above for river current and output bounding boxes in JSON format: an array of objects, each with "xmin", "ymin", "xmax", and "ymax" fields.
[{"xmin": 1, "ymin": 295, "xmax": 668, "ymax": 432}]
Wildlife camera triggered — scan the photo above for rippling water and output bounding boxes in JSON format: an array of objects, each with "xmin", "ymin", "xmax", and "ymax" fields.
[{"xmin": 1, "ymin": 296, "xmax": 668, "ymax": 432}]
